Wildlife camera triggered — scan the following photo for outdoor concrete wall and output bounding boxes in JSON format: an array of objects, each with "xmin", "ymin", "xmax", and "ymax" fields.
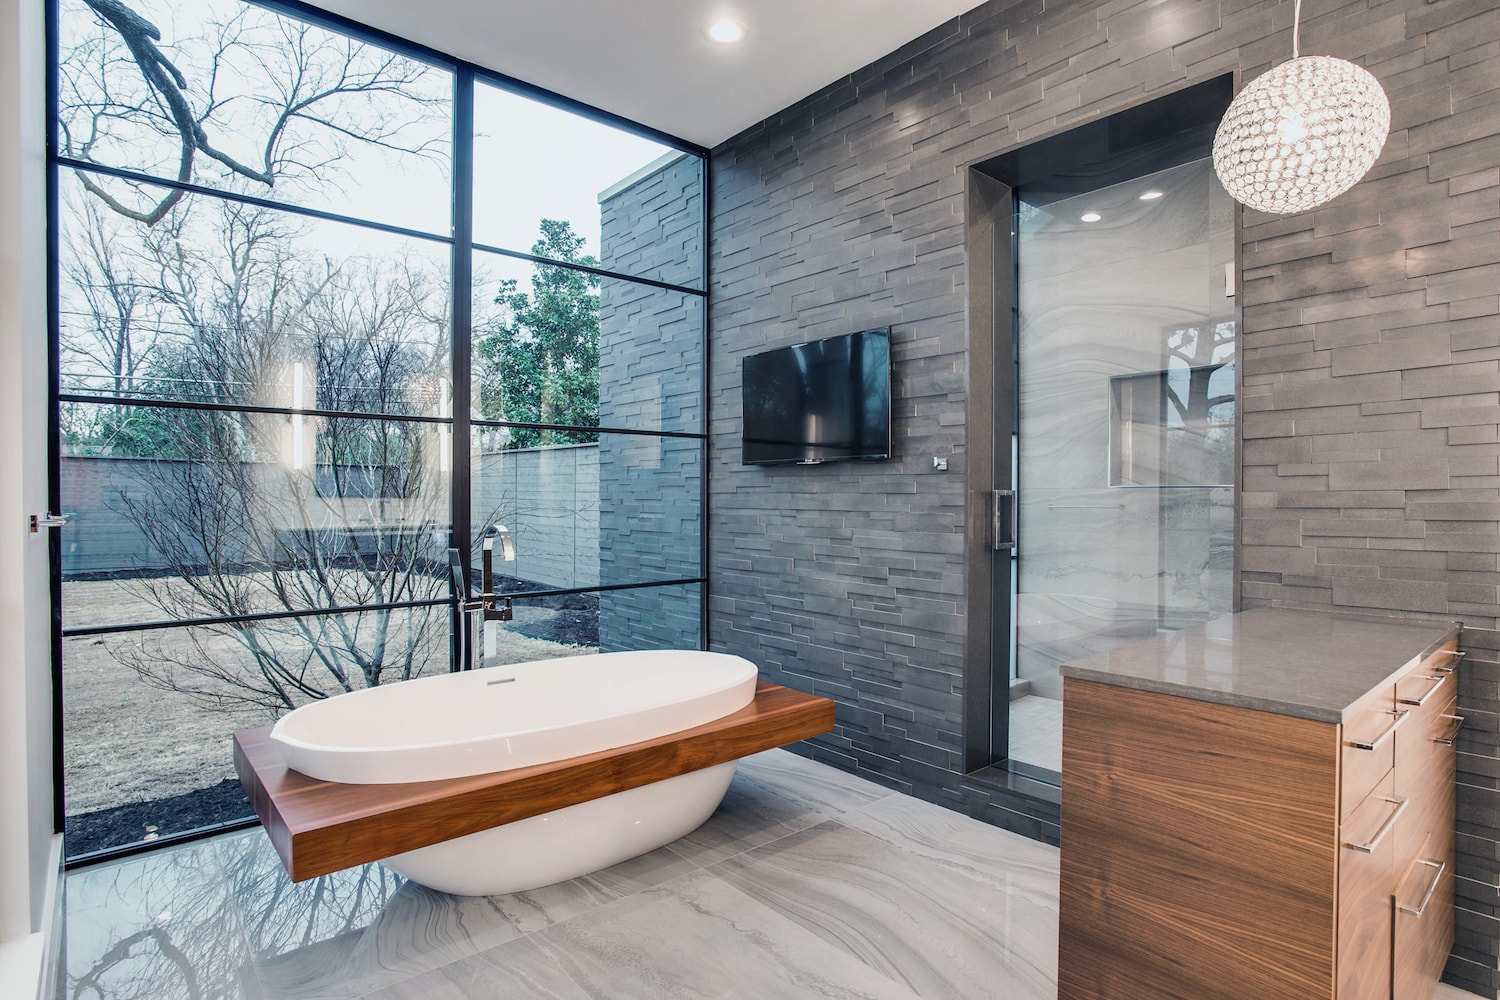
[
  {"xmin": 61, "ymin": 447, "xmax": 601, "ymax": 593},
  {"xmin": 597, "ymin": 152, "xmax": 706, "ymax": 651},
  {"xmin": 0, "ymin": 0, "xmax": 59, "ymax": 992},
  {"xmin": 474, "ymin": 444, "xmax": 601, "ymax": 591},
  {"xmin": 707, "ymin": 0, "xmax": 1500, "ymax": 991}
]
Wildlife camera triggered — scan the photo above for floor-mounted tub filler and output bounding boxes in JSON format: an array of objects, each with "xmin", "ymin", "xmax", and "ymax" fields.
[{"xmin": 236, "ymin": 650, "xmax": 834, "ymax": 897}]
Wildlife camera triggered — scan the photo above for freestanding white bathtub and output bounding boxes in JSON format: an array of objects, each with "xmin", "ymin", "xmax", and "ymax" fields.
[{"xmin": 268, "ymin": 649, "xmax": 759, "ymax": 896}]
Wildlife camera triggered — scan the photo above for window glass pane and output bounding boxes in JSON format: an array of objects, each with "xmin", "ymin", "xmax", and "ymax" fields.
[
  {"xmin": 597, "ymin": 435, "xmax": 703, "ymax": 584},
  {"xmin": 472, "ymin": 250, "xmax": 702, "ymax": 435},
  {"xmin": 459, "ymin": 584, "xmax": 701, "ymax": 673},
  {"xmin": 598, "ymin": 583, "xmax": 702, "ymax": 651},
  {"xmin": 57, "ymin": 0, "xmax": 452, "ymax": 234},
  {"xmin": 463, "ymin": 593, "xmax": 599, "ymax": 668},
  {"xmin": 59, "ymin": 172, "xmax": 452, "ymax": 416},
  {"xmin": 62, "ymin": 403, "xmax": 450, "ymax": 629},
  {"xmin": 62, "ymin": 605, "xmax": 447, "ymax": 856},
  {"xmin": 598, "ymin": 276, "xmax": 704, "ymax": 435},
  {"xmin": 473, "ymin": 81, "xmax": 703, "ymax": 289},
  {"xmin": 469, "ymin": 430, "xmax": 701, "ymax": 595}
]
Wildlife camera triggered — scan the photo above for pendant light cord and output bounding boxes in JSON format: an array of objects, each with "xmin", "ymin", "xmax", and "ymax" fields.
[{"xmin": 1292, "ymin": 0, "xmax": 1302, "ymax": 58}]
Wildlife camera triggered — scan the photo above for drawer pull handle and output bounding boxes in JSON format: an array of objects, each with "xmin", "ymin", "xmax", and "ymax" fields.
[
  {"xmin": 1346, "ymin": 709, "xmax": 1408, "ymax": 751},
  {"xmin": 1435, "ymin": 714, "xmax": 1466, "ymax": 746},
  {"xmin": 1429, "ymin": 651, "xmax": 1467, "ymax": 675},
  {"xmin": 1344, "ymin": 796, "xmax": 1407, "ymax": 854},
  {"xmin": 1398, "ymin": 859, "xmax": 1446, "ymax": 918},
  {"xmin": 1399, "ymin": 674, "xmax": 1449, "ymax": 707}
]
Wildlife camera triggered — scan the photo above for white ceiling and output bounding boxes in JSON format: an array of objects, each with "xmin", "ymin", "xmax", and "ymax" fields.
[{"xmin": 301, "ymin": 0, "xmax": 986, "ymax": 149}]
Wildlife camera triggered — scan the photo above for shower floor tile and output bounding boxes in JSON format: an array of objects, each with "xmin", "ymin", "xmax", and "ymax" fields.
[{"xmin": 1008, "ymin": 694, "xmax": 1063, "ymax": 775}]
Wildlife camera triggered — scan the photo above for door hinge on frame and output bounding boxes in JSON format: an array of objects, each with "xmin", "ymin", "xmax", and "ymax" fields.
[{"xmin": 30, "ymin": 512, "xmax": 70, "ymax": 532}]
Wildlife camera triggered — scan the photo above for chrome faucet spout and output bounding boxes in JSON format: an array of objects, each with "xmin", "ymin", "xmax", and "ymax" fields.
[{"xmin": 481, "ymin": 525, "xmax": 515, "ymax": 622}]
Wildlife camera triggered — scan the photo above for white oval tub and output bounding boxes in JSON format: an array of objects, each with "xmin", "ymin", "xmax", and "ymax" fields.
[{"xmin": 268, "ymin": 649, "xmax": 758, "ymax": 896}]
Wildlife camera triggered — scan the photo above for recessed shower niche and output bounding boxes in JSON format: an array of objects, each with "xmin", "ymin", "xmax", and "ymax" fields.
[{"xmin": 963, "ymin": 76, "xmax": 1237, "ymax": 784}]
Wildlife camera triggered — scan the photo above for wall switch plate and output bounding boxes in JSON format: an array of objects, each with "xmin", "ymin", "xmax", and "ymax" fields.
[{"xmin": 933, "ymin": 456, "xmax": 948, "ymax": 471}]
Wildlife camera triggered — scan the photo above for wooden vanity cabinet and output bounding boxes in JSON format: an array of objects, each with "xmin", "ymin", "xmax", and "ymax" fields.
[{"xmin": 1058, "ymin": 637, "xmax": 1460, "ymax": 1000}]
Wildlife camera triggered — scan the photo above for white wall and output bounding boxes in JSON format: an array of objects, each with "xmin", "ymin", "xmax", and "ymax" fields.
[{"xmin": 0, "ymin": 0, "xmax": 60, "ymax": 992}]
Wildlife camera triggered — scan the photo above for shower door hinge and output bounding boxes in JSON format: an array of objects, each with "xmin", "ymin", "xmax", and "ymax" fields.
[{"xmin": 992, "ymin": 490, "xmax": 1015, "ymax": 551}]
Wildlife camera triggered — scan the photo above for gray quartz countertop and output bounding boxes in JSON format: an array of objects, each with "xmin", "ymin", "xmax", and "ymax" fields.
[{"xmin": 1058, "ymin": 607, "xmax": 1460, "ymax": 723}]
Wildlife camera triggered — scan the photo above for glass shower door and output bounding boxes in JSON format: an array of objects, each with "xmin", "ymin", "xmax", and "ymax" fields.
[{"xmin": 1007, "ymin": 156, "xmax": 1236, "ymax": 778}]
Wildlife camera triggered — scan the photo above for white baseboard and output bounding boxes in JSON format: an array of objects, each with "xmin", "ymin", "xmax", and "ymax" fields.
[
  {"xmin": 38, "ymin": 833, "xmax": 62, "ymax": 1000},
  {"xmin": 0, "ymin": 931, "xmax": 45, "ymax": 1000},
  {"xmin": 0, "ymin": 833, "xmax": 64, "ymax": 1000}
]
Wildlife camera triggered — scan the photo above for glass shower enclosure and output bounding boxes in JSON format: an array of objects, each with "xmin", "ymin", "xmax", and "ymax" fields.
[{"xmin": 1006, "ymin": 156, "xmax": 1236, "ymax": 778}]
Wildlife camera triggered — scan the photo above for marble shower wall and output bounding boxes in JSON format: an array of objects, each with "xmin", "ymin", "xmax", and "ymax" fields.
[{"xmin": 1014, "ymin": 160, "xmax": 1236, "ymax": 699}]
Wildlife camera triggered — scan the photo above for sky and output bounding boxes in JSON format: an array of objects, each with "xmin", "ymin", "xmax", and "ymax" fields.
[{"xmin": 58, "ymin": 0, "xmax": 679, "ymax": 262}]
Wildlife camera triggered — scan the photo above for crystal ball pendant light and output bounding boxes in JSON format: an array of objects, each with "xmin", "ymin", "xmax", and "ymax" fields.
[{"xmin": 1212, "ymin": 0, "xmax": 1390, "ymax": 214}]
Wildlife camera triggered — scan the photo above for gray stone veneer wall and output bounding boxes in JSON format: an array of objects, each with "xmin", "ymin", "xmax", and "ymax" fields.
[
  {"xmin": 1456, "ymin": 627, "xmax": 1500, "ymax": 993},
  {"xmin": 707, "ymin": 0, "xmax": 1500, "ymax": 992},
  {"xmin": 596, "ymin": 153, "xmax": 707, "ymax": 650}
]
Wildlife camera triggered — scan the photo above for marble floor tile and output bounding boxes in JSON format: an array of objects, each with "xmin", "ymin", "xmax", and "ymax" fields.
[
  {"xmin": 57, "ymin": 750, "xmax": 1063, "ymax": 1000},
  {"xmin": 218, "ymin": 833, "xmax": 528, "ymax": 999},
  {"xmin": 666, "ymin": 748, "xmax": 896, "ymax": 868},
  {"xmin": 57, "ymin": 839, "xmax": 262, "ymax": 1000},
  {"xmin": 712, "ymin": 804, "xmax": 1057, "ymax": 1000},
  {"xmin": 516, "ymin": 868, "xmax": 922, "ymax": 1000},
  {"xmin": 357, "ymin": 935, "xmax": 590, "ymax": 1000},
  {"xmin": 573, "ymin": 844, "xmax": 701, "ymax": 900}
]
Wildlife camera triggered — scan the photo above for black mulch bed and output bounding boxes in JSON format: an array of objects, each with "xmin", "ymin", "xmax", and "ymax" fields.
[
  {"xmin": 67, "ymin": 778, "xmax": 254, "ymax": 860},
  {"xmin": 509, "ymin": 590, "xmax": 599, "ymax": 647}
]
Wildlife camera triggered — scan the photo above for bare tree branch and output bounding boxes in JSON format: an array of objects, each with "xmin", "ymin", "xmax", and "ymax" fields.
[{"xmin": 63, "ymin": 0, "xmax": 447, "ymax": 225}]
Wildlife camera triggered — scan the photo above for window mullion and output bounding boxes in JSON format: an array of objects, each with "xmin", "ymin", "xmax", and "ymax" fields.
[{"xmin": 449, "ymin": 66, "xmax": 475, "ymax": 671}]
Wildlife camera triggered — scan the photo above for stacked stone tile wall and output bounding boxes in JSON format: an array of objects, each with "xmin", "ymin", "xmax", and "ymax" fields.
[
  {"xmin": 1457, "ymin": 627, "xmax": 1500, "ymax": 992},
  {"xmin": 707, "ymin": 0, "xmax": 1500, "ymax": 991},
  {"xmin": 597, "ymin": 153, "xmax": 707, "ymax": 650}
]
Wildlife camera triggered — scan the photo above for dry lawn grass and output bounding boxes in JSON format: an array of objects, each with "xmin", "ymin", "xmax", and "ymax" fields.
[{"xmin": 62, "ymin": 577, "xmax": 591, "ymax": 815}]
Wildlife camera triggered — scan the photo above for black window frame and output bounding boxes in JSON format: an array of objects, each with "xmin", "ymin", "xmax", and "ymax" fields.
[{"xmin": 46, "ymin": 0, "xmax": 711, "ymax": 867}]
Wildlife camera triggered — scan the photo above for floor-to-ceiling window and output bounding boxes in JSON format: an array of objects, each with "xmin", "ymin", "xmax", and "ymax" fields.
[{"xmin": 51, "ymin": 0, "xmax": 706, "ymax": 862}]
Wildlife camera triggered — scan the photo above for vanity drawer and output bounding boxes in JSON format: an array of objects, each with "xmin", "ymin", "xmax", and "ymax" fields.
[
  {"xmin": 1342, "ymin": 686, "xmax": 1400, "ymax": 823},
  {"xmin": 1396, "ymin": 655, "xmax": 1456, "ymax": 738},
  {"xmin": 1338, "ymin": 771, "xmax": 1399, "ymax": 1000},
  {"xmin": 1393, "ymin": 837, "xmax": 1455, "ymax": 1000},
  {"xmin": 1395, "ymin": 691, "xmax": 1460, "ymax": 866}
]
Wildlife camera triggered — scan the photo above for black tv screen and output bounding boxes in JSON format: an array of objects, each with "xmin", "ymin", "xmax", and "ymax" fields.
[{"xmin": 741, "ymin": 328, "xmax": 892, "ymax": 466}]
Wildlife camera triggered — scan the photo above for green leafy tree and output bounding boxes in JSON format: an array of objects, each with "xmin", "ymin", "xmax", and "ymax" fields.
[{"xmin": 477, "ymin": 220, "xmax": 600, "ymax": 447}]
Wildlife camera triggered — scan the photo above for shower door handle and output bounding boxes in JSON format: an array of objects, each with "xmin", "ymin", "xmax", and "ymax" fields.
[{"xmin": 993, "ymin": 490, "xmax": 1015, "ymax": 551}]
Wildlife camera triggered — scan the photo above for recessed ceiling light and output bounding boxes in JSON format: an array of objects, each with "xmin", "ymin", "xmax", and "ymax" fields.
[
  {"xmin": 1080, "ymin": 211, "xmax": 1102, "ymax": 223},
  {"xmin": 706, "ymin": 18, "xmax": 744, "ymax": 44},
  {"xmin": 1139, "ymin": 190, "xmax": 1164, "ymax": 201}
]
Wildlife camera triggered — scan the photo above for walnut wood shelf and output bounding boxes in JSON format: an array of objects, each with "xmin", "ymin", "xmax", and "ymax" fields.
[{"xmin": 235, "ymin": 680, "xmax": 835, "ymax": 883}]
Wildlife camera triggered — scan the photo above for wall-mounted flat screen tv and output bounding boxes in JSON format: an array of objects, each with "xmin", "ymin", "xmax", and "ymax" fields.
[{"xmin": 741, "ymin": 328, "xmax": 892, "ymax": 466}]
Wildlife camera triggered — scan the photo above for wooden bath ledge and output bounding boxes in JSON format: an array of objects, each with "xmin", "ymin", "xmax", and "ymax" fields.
[{"xmin": 234, "ymin": 680, "xmax": 835, "ymax": 883}]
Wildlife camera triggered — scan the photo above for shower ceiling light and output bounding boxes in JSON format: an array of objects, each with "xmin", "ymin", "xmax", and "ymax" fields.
[
  {"xmin": 1080, "ymin": 211, "xmax": 1102, "ymax": 223},
  {"xmin": 1212, "ymin": 0, "xmax": 1389, "ymax": 214},
  {"xmin": 1139, "ymin": 190, "xmax": 1164, "ymax": 201}
]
